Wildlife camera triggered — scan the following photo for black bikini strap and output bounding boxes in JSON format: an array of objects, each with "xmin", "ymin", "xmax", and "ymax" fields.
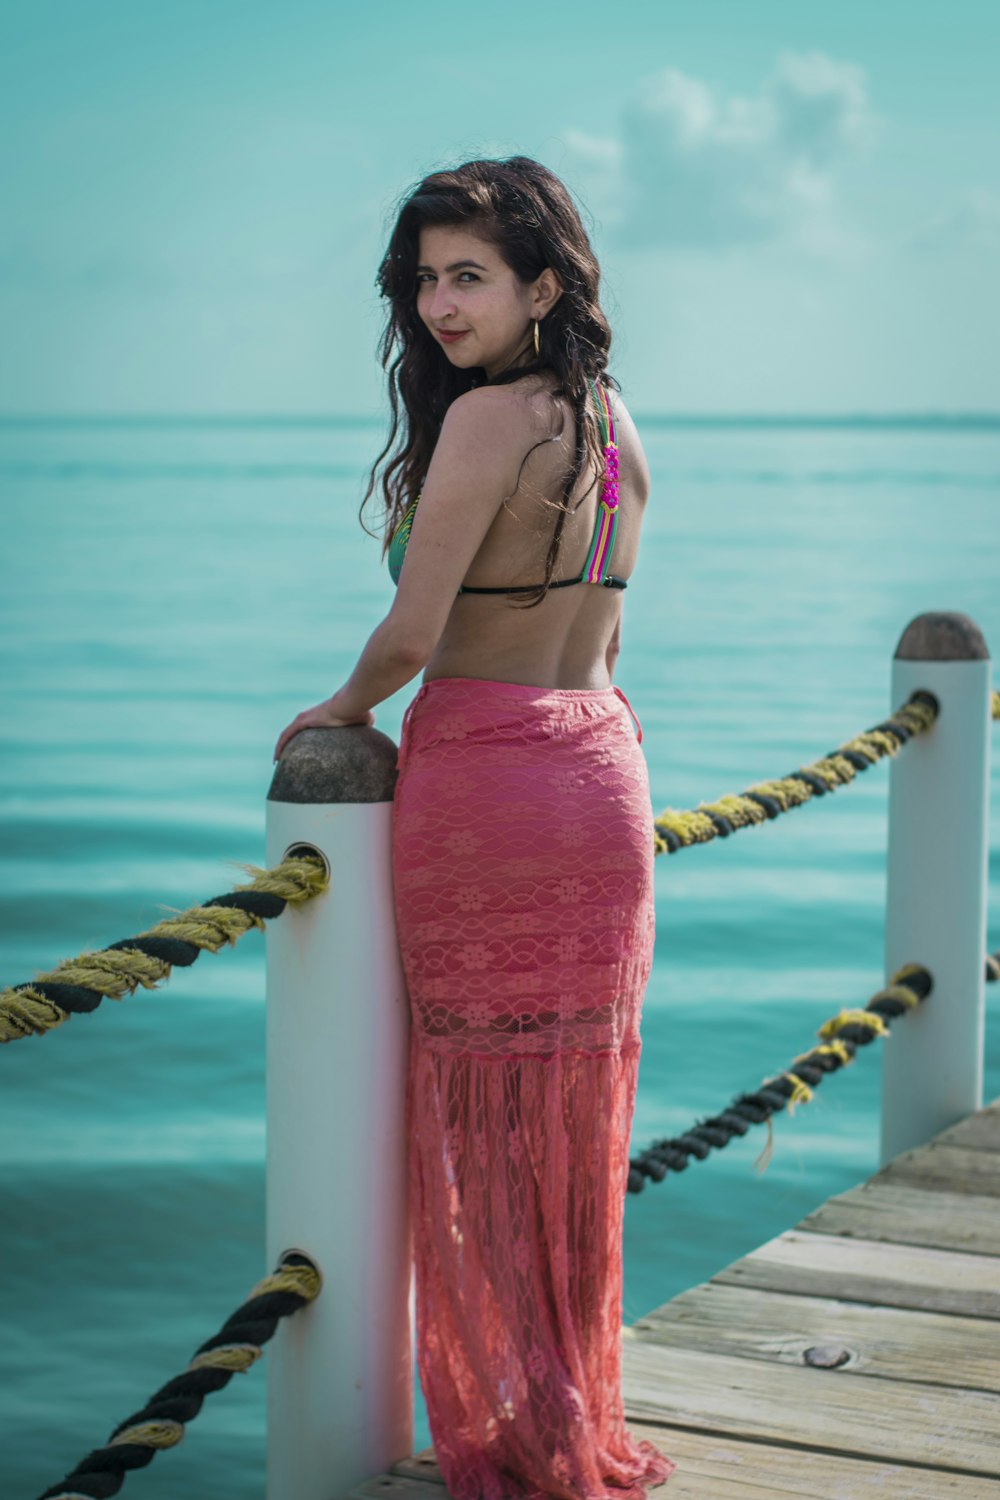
[{"xmin": 458, "ymin": 574, "xmax": 627, "ymax": 595}]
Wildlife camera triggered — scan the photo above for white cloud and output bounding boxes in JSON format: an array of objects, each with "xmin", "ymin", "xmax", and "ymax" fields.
[
  {"xmin": 768, "ymin": 49, "xmax": 873, "ymax": 166},
  {"xmin": 901, "ymin": 186, "xmax": 1000, "ymax": 256},
  {"xmin": 566, "ymin": 50, "xmax": 879, "ymax": 259}
]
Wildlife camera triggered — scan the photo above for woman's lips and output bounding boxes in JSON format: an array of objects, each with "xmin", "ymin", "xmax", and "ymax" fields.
[{"xmin": 438, "ymin": 329, "xmax": 470, "ymax": 343}]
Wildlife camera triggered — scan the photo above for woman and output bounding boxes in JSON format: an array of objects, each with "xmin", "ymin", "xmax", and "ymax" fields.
[{"xmin": 274, "ymin": 156, "xmax": 674, "ymax": 1500}]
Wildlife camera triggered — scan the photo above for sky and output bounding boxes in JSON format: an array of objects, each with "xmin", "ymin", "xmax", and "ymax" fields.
[{"xmin": 1, "ymin": 0, "xmax": 998, "ymax": 416}]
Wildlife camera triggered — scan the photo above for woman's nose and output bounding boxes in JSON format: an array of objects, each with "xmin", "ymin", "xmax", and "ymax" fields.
[{"xmin": 429, "ymin": 285, "xmax": 456, "ymax": 318}]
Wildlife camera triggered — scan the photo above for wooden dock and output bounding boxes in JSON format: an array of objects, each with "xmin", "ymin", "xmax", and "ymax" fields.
[{"xmin": 351, "ymin": 1094, "xmax": 1000, "ymax": 1499}]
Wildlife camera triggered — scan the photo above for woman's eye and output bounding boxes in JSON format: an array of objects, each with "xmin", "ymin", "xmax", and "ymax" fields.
[{"xmin": 416, "ymin": 272, "xmax": 479, "ymax": 284}]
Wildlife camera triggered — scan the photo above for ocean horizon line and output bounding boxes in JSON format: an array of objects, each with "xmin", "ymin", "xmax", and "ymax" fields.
[{"xmin": 1, "ymin": 411, "xmax": 999, "ymax": 431}]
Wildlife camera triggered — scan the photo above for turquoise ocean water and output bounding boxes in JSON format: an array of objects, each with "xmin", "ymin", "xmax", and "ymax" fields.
[{"xmin": 2, "ymin": 414, "xmax": 998, "ymax": 1495}]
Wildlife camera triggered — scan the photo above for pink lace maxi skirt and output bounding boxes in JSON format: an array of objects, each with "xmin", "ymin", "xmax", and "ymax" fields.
[{"xmin": 391, "ymin": 676, "xmax": 675, "ymax": 1500}]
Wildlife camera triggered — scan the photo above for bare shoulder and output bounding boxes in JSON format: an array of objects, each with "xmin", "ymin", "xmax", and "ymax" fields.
[
  {"xmin": 442, "ymin": 380, "xmax": 649, "ymax": 496},
  {"xmin": 439, "ymin": 382, "xmax": 555, "ymax": 486},
  {"xmin": 446, "ymin": 382, "xmax": 537, "ymax": 430},
  {"xmin": 441, "ymin": 383, "xmax": 538, "ymax": 452},
  {"xmin": 426, "ymin": 386, "xmax": 539, "ymax": 505}
]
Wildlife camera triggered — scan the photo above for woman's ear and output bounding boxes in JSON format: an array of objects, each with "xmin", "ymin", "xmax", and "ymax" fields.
[{"xmin": 534, "ymin": 266, "xmax": 564, "ymax": 317}]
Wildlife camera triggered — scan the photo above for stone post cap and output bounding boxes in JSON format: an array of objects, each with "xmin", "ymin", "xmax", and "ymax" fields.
[
  {"xmin": 268, "ymin": 726, "xmax": 400, "ymax": 804},
  {"xmin": 895, "ymin": 611, "xmax": 989, "ymax": 661}
]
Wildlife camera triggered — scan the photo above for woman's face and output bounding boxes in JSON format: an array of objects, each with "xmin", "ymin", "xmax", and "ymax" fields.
[{"xmin": 415, "ymin": 223, "xmax": 560, "ymax": 380}]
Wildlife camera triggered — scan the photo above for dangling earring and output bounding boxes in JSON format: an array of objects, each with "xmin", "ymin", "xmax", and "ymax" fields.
[{"xmin": 533, "ymin": 318, "xmax": 541, "ymax": 357}]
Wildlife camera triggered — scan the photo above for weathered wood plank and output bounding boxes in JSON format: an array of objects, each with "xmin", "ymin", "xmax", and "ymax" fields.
[
  {"xmin": 799, "ymin": 1179, "xmax": 1000, "ymax": 1255},
  {"xmin": 929, "ymin": 1096, "xmax": 1000, "ymax": 1153},
  {"xmin": 391, "ymin": 1453, "xmax": 446, "ymax": 1487},
  {"xmin": 713, "ymin": 1228, "xmax": 1000, "ymax": 1318},
  {"xmin": 627, "ymin": 1281, "xmax": 1000, "ymax": 1391},
  {"xmin": 390, "ymin": 1429, "xmax": 1000, "ymax": 1498},
  {"xmin": 621, "ymin": 1340, "xmax": 1000, "ymax": 1476},
  {"xmin": 872, "ymin": 1142, "xmax": 1000, "ymax": 1198},
  {"xmin": 625, "ymin": 1423, "xmax": 1000, "ymax": 1498},
  {"xmin": 346, "ymin": 1476, "xmax": 444, "ymax": 1500},
  {"xmin": 372, "ymin": 1098, "xmax": 1000, "ymax": 1499}
]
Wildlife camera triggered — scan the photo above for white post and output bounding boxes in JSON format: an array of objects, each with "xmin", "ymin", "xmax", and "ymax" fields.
[
  {"xmin": 265, "ymin": 726, "xmax": 413, "ymax": 1499},
  {"xmin": 881, "ymin": 610, "xmax": 992, "ymax": 1165}
]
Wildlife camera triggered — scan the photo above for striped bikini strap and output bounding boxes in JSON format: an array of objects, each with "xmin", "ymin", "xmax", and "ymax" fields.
[
  {"xmin": 588, "ymin": 377, "xmax": 616, "ymax": 445},
  {"xmin": 580, "ymin": 377, "xmax": 621, "ymax": 586}
]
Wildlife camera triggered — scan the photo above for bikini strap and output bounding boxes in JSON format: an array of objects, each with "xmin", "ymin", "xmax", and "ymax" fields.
[
  {"xmin": 588, "ymin": 377, "xmax": 614, "ymax": 446},
  {"xmin": 579, "ymin": 376, "xmax": 621, "ymax": 586}
]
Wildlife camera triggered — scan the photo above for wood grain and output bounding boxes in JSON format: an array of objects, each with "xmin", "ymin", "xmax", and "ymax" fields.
[
  {"xmin": 873, "ymin": 1142, "xmax": 1000, "ymax": 1198},
  {"xmin": 927, "ymin": 1096, "xmax": 1000, "ymax": 1153},
  {"xmin": 621, "ymin": 1339, "xmax": 1000, "ymax": 1475},
  {"xmin": 627, "ymin": 1280, "xmax": 1000, "ymax": 1391},
  {"xmin": 382, "ymin": 1428, "xmax": 1000, "ymax": 1500},
  {"xmin": 713, "ymin": 1228, "xmax": 1000, "ymax": 1318},
  {"xmin": 799, "ymin": 1179, "xmax": 1000, "ymax": 1254},
  {"xmin": 353, "ymin": 1089, "xmax": 1000, "ymax": 1498}
]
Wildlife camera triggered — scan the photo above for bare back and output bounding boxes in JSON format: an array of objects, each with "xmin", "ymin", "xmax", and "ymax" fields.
[{"xmin": 423, "ymin": 374, "xmax": 650, "ymax": 690}]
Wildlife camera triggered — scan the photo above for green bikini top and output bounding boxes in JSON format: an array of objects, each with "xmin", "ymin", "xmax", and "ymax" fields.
[{"xmin": 387, "ymin": 377, "xmax": 626, "ymax": 594}]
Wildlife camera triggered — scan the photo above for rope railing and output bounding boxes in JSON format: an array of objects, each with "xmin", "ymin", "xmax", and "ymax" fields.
[
  {"xmin": 627, "ymin": 961, "xmax": 933, "ymax": 1192},
  {"xmin": 5, "ymin": 645, "xmax": 993, "ymax": 1492},
  {"xmin": 0, "ymin": 853, "xmax": 328, "ymax": 1045},
  {"xmin": 4, "ymin": 685, "xmax": 996, "ymax": 1044},
  {"xmin": 35, "ymin": 1252, "xmax": 321, "ymax": 1500},
  {"xmin": 3, "ymin": 684, "xmax": 980, "ymax": 1050},
  {"xmin": 652, "ymin": 688, "xmax": 942, "ymax": 856}
]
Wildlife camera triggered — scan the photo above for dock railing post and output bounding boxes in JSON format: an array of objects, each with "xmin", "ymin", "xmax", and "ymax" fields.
[
  {"xmin": 264, "ymin": 725, "xmax": 412, "ymax": 1499},
  {"xmin": 881, "ymin": 610, "xmax": 992, "ymax": 1166}
]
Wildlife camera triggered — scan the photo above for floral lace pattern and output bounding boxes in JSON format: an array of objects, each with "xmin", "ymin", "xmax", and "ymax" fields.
[{"xmin": 392, "ymin": 677, "xmax": 675, "ymax": 1499}]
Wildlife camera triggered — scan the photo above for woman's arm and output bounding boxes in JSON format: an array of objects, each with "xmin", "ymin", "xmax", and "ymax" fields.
[
  {"xmin": 320, "ymin": 617, "xmax": 428, "ymax": 722},
  {"xmin": 273, "ymin": 387, "xmax": 528, "ymax": 760}
]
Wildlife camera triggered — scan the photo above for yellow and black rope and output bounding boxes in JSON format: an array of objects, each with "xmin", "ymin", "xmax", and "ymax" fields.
[
  {"xmin": 5, "ymin": 687, "xmax": 996, "ymax": 1037},
  {"xmin": 652, "ymin": 688, "xmax": 940, "ymax": 855},
  {"xmin": 35, "ymin": 1252, "xmax": 321, "ymax": 1500},
  {"xmin": 1, "ymin": 853, "xmax": 327, "ymax": 1045},
  {"xmin": 626, "ymin": 961, "xmax": 931, "ymax": 1192}
]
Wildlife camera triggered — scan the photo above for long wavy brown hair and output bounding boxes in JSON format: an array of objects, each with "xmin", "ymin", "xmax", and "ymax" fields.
[{"xmin": 359, "ymin": 155, "xmax": 619, "ymax": 608}]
